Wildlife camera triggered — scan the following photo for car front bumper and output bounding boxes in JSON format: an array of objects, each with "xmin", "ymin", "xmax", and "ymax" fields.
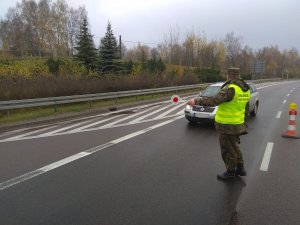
[{"xmin": 184, "ymin": 104, "xmax": 217, "ymax": 121}]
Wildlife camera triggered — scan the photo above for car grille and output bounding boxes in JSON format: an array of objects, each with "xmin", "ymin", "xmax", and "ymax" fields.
[{"xmin": 192, "ymin": 106, "xmax": 215, "ymax": 113}]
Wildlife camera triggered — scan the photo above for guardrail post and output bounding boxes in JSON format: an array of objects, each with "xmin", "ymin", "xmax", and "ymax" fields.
[
  {"xmin": 54, "ymin": 103, "xmax": 57, "ymax": 112},
  {"xmin": 89, "ymin": 100, "xmax": 92, "ymax": 108},
  {"xmin": 7, "ymin": 110, "xmax": 10, "ymax": 118}
]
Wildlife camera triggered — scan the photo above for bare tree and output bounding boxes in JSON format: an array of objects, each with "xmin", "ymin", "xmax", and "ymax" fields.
[
  {"xmin": 36, "ymin": 0, "xmax": 52, "ymax": 56},
  {"xmin": 3, "ymin": 6, "xmax": 21, "ymax": 56},
  {"xmin": 67, "ymin": 6, "xmax": 87, "ymax": 56},
  {"xmin": 239, "ymin": 45, "xmax": 255, "ymax": 76},
  {"xmin": 224, "ymin": 32, "xmax": 243, "ymax": 67},
  {"xmin": 51, "ymin": 0, "xmax": 69, "ymax": 56},
  {"xmin": 256, "ymin": 46, "xmax": 281, "ymax": 77},
  {"xmin": 150, "ymin": 47, "xmax": 160, "ymax": 60},
  {"xmin": 125, "ymin": 44, "xmax": 150, "ymax": 63},
  {"xmin": 0, "ymin": 0, "xmax": 87, "ymax": 57},
  {"xmin": 183, "ymin": 31, "xmax": 196, "ymax": 67}
]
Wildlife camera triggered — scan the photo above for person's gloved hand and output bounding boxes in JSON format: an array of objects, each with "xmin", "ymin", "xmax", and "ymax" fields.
[{"xmin": 187, "ymin": 99, "xmax": 195, "ymax": 106}]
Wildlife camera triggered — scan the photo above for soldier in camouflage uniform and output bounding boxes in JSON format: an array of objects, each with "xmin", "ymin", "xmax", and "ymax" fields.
[{"xmin": 187, "ymin": 67, "xmax": 250, "ymax": 180}]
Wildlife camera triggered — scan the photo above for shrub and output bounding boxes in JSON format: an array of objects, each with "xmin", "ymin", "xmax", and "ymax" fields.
[
  {"xmin": 194, "ymin": 68, "xmax": 225, "ymax": 83},
  {"xmin": 46, "ymin": 58, "xmax": 64, "ymax": 75}
]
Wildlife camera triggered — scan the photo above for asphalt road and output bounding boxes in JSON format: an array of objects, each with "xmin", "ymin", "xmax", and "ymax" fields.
[{"xmin": 0, "ymin": 81, "xmax": 299, "ymax": 225}]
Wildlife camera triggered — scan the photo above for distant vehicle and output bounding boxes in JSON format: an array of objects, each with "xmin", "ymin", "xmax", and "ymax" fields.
[{"xmin": 184, "ymin": 82, "xmax": 259, "ymax": 123}]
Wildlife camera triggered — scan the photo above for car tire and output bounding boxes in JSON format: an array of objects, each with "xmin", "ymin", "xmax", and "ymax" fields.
[
  {"xmin": 187, "ymin": 118, "xmax": 197, "ymax": 124},
  {"xmin": 250, "ymin": 102, "xmax": 258, "ymax": 117},
  {"xmin": 185, "ymin": 116, "xmax": 197, "ymax": 124}
]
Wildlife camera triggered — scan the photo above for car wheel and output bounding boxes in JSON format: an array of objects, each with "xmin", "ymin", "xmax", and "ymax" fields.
[
  {"xmin": 185, "ymin": 116, "xmax": 197, "ymax": 124},
  {"xmin": 250, "ymin": 102, "xmax": 258, "ymax": 117},
  {"xmin": 188, "ymin": 119, "xmax": 197, "ymax": 124}
]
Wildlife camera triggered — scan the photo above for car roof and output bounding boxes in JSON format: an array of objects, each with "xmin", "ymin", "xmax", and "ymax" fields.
[
  {"xmin": 210, "ymin": 82, "xmax": 224, "ymax": 87},
  {"xmin": 209, "ymin": 81, "xmax": 256, "ymax": 87}
]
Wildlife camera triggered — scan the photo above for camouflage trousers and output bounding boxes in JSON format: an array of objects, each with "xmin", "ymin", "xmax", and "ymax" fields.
[{"xmin": 218, "ymin": 133, "xmax": 244, "ymax": 171}]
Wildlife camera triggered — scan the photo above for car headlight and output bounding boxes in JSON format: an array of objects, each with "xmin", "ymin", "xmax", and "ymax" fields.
[{"xmin": 185, "ymin": 104, "xmax": 192, "ymax": 111}]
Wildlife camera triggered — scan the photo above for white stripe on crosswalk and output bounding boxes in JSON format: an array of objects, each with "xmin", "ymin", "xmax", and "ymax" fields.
[
  {"xmin": 98, "ymin": 105, "xmax": 161, "ymax": 129},
  {"xmin": 0, "ymin": 103, "xmax": 188, "ymax": 141},
  {"xmin": 152, "ymin": 102, "xmax": 186, "ymax": 120},
  {"xmin": 0, "ymin": 128, "xmax": 29, "ymax": 138},
  {"xmin": 128, "ymin": 104, "xmax": 173, "ymax": 124},
  {"xmin": 3, "ymin": 125, "xmax": 59, "ymax": 141},
  {"xmin": 38, "ymin": 118, "xmax": 101, "ymax": 137},
  {"xmin": 68, "ymin": 115, "xmax": 123, "ymax": 132}
]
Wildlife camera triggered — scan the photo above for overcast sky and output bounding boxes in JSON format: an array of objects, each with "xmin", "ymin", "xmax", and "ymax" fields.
[{"xmin": 1, "ymin": 0, "xmax": 299, "ymax": 51}]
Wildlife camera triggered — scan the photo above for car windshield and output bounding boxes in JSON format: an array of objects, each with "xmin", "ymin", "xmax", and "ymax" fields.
[{"xmin": 201, "ymin": 86, "xmax": 221, "ymax": 97}]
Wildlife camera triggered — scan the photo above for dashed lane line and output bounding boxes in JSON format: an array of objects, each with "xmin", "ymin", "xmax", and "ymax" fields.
[
  {"xmin": 276, "ymin": 111, "xmax": 282, "ymax": 119},
  {"xmin": 260, "ymin": 142, "xmax": 274, "ymax": 172}
]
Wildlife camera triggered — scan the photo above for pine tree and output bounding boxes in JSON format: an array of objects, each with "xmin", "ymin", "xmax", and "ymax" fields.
[
  {"xmin": 99, "ymin": 21, "xmax": 119, "ymax": 72},
  {"xmin": 75, "ymin": 18, "xmax": 97, "ymax": 72}
]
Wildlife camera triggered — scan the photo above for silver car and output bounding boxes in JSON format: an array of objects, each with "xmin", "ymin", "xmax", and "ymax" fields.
[{"xmin": 184, "ymin": 82, "xmax": 259, "ymax": 123}]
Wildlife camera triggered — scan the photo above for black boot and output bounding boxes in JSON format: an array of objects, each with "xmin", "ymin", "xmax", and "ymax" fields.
[
  {"xmin": 235, "ymin": 164, "xmax": 247, "ymax": 176},
  {"xmin": 217, "ymin": 170, "xmax": 236, "ymax": 180}
]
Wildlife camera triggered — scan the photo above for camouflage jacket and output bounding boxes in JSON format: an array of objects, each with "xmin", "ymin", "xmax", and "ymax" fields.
[{"xmin": 194, "ymin": 79, "xmax": 250, "ymax": 135}]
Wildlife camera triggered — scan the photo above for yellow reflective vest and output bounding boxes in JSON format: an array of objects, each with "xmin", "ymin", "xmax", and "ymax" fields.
[{"xmin": 215, "ymin": 84, "xmax": 250, "ymax": 125}]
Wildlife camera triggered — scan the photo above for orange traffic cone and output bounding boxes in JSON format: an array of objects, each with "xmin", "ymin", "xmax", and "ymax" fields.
[{"xmin": 282, "ymin": 103, "xmax": 299, "ymax": 139}]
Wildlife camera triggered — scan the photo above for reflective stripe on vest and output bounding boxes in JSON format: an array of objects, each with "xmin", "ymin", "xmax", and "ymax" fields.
[{"xmin": 215, "ymin": 84, "xmax": 250, "ymax": 124}]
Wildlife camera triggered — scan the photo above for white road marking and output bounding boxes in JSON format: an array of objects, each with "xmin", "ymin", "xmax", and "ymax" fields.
[
  {"xmin": 3, "ymin": 125, "xmax": 59, "ymax": 141},
  {"xmin": 0, "ymin": 152, "xmax": 91, "ymax": 191},
  {"xmin": 0, "ymin": 111, "xmax": 184, "ymax": 143},
  {"xmin": 283, "ymin": 100, "xmax": 287, "ymax": 104},
  {"xmin": 41, "ymin": 152, "xmax": 91, "ymax": 172},
  {"xmin": 152, "ymin": 102, "xmax": 186, "ymax": 120},
  {"xmin": 276, "ymin": 111, "xmax": 282, "ymax": 118},
  {"xmin": 260, "ymin": 142, "xmax": 274, "ymax": 171},
  {"xmin": 0, "ymin": 128, "xmax": 29, "ymax": 138},
  {"xmin": 67, "ymin": 115, "xmax": 122, "ymax": 132},
  {"xmin": 256, "ymin": 83, "xmax": 282, "ymax": 90},
  {"xmin": 128, "ymin": 104, "xmax": 172, "ymax": 124},
  {"xmin": 38, "ymin": 118, "xmax": 99, "ymax": 136},
  {"xmin": 98, "ymin": 105, "xmax": 161, "ymax": 129},
  {"xmin": 287, "ymin": 94, "xmax": 290, "ymax": 97},
  {"xmin": 176, "ymin": 109, "xmax": 185, "ymax": 115},
  {"xmin": 0, "ymin": 115, "xmax": 184, "ymax": 191}
]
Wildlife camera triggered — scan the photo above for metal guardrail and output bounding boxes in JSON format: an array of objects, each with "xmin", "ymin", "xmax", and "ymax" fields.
[{"xmin": 0, "ymin": 78, "xmax": 281, "ymax": 113}]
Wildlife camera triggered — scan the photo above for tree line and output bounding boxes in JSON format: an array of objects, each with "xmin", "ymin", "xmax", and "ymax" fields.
[
  {"xmin": 155, "ymin": 27, "xmax": 300, "ymax": 79},
  {"xmin": 0, "ymin": 0, "xmax": 88, "ymax": 57},
  {"xmin": 0, "ymin": 0, "xmax": 300, "ymax": 78}
]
